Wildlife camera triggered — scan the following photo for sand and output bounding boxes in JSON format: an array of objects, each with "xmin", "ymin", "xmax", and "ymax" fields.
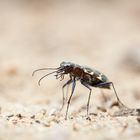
[{"xmin": 0, "ymin": 0, "xmax": 140, "ymax": 140}]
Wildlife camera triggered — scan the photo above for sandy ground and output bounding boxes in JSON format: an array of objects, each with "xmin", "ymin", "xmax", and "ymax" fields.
[{"xmin": 0, "ymin": 0, "xmax": 140, "ymax": 140}]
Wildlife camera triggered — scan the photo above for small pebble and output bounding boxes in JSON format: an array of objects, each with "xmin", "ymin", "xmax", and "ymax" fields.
[
  {"xmin": 136, "ymin": 117, "xmax": 140, "ymax": 123},
  {"xmin": 35, "ymin": 120, "xmax": 40, "ymax": 123},
  {"xmin": 49, "ymin": 108, "xmax": 58, "ymax": 116}
]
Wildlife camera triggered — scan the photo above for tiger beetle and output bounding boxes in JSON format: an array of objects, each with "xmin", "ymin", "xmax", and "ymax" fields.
[{"xmin": 32, "ymin": 61, "xmax": 126, "ymax": 120}]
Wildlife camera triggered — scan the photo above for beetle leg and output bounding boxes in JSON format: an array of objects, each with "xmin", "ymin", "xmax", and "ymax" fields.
[
  {"xmin": 81, "ymin": 81, "xmax": 92, "ymax": 116},
  {"xmin": 65, "ymin": 77, "xmax": 76, "ymax": 120},
  {"xmin": 95, "ymin": 82, "xmax": 128, "ymax": 108},
  {"xmin": 59, "ymin": 78, "xmax": 73, "ymax": 111}
]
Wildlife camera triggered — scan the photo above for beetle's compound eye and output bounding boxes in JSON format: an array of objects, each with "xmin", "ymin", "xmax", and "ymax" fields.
[
  {"xmin": 60, "ymin": 62, "xmax": 72, "ymax": 67},
  {"xmin": 60, "ymin": 61, "xmax": 66, "ymax": 67}
]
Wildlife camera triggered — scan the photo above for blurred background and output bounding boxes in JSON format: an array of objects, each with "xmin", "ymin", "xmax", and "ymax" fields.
[{"xmin": 0, "ymin": 0, "xmax": 140, "ymax": 139}]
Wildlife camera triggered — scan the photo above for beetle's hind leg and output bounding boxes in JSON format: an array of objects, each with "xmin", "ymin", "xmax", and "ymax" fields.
[{"xmin": 95, "ymin": 82, "xmax": 128, "ymax": 108}]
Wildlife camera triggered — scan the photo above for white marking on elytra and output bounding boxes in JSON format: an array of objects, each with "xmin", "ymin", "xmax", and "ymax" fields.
[
  {"xmin": 97, "ymin": 74, "xmax": 102, "ymax": 80},
  {"xmin": 83, "ymin": 69, "xmax": 88, "ymax": 73},
  {"xmin": 89, "ymin": 71, "xmax": 94, "ymax": 75},
  {"xmin": 83, "ymin": 69, "xmax": 94, "ymax": 75}
]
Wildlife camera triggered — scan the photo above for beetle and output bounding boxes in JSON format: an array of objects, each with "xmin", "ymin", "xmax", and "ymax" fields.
[{"xmin": 32, "ymin": 61, "xmax": 126, "ymax": 119}]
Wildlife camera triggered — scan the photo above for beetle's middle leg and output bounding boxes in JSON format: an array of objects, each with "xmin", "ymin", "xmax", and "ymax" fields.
[{"xmin": 81, "ymin": 81, "xmax": 92, "ymax": 117}]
